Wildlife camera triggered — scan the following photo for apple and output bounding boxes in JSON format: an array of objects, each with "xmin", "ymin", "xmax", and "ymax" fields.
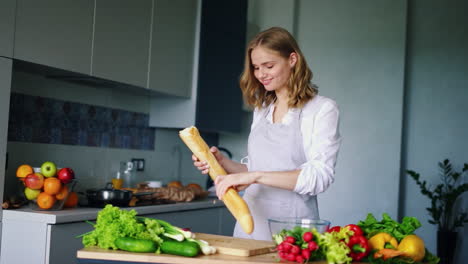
[
  {"xmin": 24, "ymin": 173, "xmax": 45, "ymax": 190},
  {"xmin": 41, "ymin": 161, "xmax": 57, "ymax": 178},
  {"xmin": 24, "ymin": 187, "xmax": 41, "ymax": 200},
  {"xmin": 57, "ymin": 168, "xmax": 75, "ymax": 184}
]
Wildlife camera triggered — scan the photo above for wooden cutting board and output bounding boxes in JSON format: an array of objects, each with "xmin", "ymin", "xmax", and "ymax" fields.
[{"xmin": 194, "ymin": 233, "xmax": 275, "ymax": 257}]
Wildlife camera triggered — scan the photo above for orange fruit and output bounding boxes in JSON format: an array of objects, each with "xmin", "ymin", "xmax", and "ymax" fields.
[
  {"xmin": 37, "ymin": 192, "xmax": 56, "ymax": 209},
  {"xmin": 16, "ymin": 164, "xmax": 34, "ymax": 178},
  {"xmin": 55, "ymin": 185, "xmax": 69, "ymax": 200},
  {"xmin": 43, "ymin": 177, "xmax": 62, "ymax": 195},
  {"xmin": 64, "ymin": 192, "xmax": 78, "ymax": 208}
]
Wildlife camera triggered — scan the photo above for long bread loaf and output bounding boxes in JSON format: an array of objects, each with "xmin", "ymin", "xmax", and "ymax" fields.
[{"xmin": 179, "ymin": 126, "xmax": 254, "ymax": 234}]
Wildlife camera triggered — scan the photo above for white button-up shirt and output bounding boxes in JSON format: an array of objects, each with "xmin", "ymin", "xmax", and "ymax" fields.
[{"xmin": 243, "ymin": 95, "xmax": 342, "ymax": 196}]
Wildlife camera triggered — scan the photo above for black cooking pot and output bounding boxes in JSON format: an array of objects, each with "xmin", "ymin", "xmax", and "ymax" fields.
[{"xmin": 86, "ymin": 183, "xmax": 133, "ymax": 207}]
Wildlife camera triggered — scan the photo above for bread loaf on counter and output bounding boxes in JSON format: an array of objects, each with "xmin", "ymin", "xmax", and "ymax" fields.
[{"xmin": 179, "ymin": 126, "xmax": 254, "ymax": 234}]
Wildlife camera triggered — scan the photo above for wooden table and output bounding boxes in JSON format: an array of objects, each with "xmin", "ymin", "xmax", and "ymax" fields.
[{"xmin": 76, "ymin": 247, "xmax": 331, "ymax": 264}]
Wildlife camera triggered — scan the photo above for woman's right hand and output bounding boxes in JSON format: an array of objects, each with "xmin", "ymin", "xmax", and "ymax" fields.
[{"xmin": 192, "ymin": 146, "xmax": 225, "ymax": 175}]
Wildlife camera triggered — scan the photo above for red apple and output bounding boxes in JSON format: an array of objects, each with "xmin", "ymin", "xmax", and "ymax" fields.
[
  {"xmin": 24, "ymin": 173, "xmax": 45, "ymax": 190},
  {"xmin": 57, "ymin": 168, "xmax": 75, "ymax": 184}
]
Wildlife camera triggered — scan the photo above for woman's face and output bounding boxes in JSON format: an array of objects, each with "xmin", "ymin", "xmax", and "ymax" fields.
[{"xmin": 251, "ymin": 46, "xmax": 296, "ymax": 93}]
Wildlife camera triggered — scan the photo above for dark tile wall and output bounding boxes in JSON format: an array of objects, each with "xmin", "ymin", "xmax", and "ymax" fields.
[{"xmin": 8, "ymin": 92, "xmax": 155, "ymax": 150}]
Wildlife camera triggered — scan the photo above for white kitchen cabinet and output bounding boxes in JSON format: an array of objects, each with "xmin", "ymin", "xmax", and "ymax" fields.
[
  {"xmin": 0, "ymin": 0, "xmax": 16, "ymax": 58},
  {"xmin": 92, "ymin": 0, "xmax": 152, "ymax": 88},
  {"xmin": 149, "ymin": 0, "xmax": 247, "ymax": 134},
  {"xmin": 14, "ymin": 0, "xmax": 94, "ymax": 75},
  {"xmin": 148, "ymin": 0, "xmax": 198, "ymax": 97}
]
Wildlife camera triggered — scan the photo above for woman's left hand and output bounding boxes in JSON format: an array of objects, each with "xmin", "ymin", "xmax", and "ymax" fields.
[{"xmin": 214, "ymin": 172, "xmax": 258, "ymax": 199}]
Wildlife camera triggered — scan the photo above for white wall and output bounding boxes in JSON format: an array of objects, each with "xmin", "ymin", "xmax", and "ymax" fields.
[
  {"xmin": 403, "ymin": 1, "xmax": 468, "ymax": 263},
  {"xmin": 297, "ymin": 0, "xmax": 406, "ymax": 224}
]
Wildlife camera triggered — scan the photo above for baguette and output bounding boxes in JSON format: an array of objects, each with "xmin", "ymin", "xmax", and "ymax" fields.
[{"xmin": 179, "ymin": 126, "xmax": 254, "ymax": 234}]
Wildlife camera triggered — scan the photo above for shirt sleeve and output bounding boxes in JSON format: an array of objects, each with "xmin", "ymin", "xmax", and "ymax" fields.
[{"xmin": 294, "ymin": 99, "xmax": 342, "ymax": 196}]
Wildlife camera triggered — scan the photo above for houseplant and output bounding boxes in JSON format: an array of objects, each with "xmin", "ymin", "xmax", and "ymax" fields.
[{"xmin": 407, "ymin": 159, "xmax": 468, "ymax": 264}]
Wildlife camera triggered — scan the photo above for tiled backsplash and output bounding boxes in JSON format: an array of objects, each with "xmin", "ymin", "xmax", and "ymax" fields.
[{"xmin": 8, "ymin": 92, "xmax": 155, "ymax": 150}]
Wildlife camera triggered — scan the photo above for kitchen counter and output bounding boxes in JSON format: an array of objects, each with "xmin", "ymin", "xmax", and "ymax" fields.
[
  {"xmin": 0, "ymin": 198, "xmax": 235, "ymax": 264},
  {"xmin": 1, "ymin": 198, "xmax": 224, "ymax": 224}
]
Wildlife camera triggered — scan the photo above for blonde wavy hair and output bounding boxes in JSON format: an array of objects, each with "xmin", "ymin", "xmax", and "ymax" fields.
[{"xmin": 240, "ymin": 27, "xmax": 317, "ymax": 109}]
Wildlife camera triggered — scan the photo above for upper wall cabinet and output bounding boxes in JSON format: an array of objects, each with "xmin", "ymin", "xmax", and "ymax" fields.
[
  {"xmin": 14, "ymin": 0, "xmax": 94, "ymax": 75},
  {"xmin": 149, "ymin": 0, "xmax": 247, "ymax": 134},
  {"xmin": 0, "ymin": 0, "xmax": 16, "ymax": 58},
  {"xmin": 92, "ymin": 0, "xmax": 152, "ymax": 88},
  {"xmin": 148, "ymin": 0, "xmax": 198, "ymax": 98}
]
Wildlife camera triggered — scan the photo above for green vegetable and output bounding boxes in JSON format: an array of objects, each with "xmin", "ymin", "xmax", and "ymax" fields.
[
  {"xmin": 361, "ymin": 247, "xmax": 441, "ymax": 264},
  {"xmin": 138, "ymin": 217, "xmax": 193, "ymax": 242},
  {"xmin": 79, "ymin": 205, "xmax": 216, "ymax": 257},
  {"xmin": 357, "ymin": 213, "xmax": 421, "ymax": 241},
  {"xmin": 115, "ymin": 237, "xmax": 158, "ymax": 253},
  {"xmin": 81, "ymin": 205, "xmax": 164, "ymax": 249},
  {"xmin": 312, "ymin": 229, "xmax": 352, "ymax": 264},
  {"xmin": 160, "ymin": 237, "xmax": 200, "ymax": 257},
  {"xmin": 187, "ymin": 238, "xmax": 216, "ymax": 255},
  {"xmin": 423, "ymin": 248, "xmax": 440, "ymax": 264}
]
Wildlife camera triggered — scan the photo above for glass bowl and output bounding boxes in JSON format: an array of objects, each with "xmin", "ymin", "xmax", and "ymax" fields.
[{"xmin": 268, "ymin": 217, "xmax": 331, "ymax": 238}]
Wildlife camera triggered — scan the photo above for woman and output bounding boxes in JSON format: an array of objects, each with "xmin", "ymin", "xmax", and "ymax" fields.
[{"xmin": 193, "ymin": 27, "xmax": 341, "ymax": 240}]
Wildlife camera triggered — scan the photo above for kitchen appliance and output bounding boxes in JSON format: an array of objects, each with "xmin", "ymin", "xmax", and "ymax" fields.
[{"xmin": 86, "ymin": 183, "xmax": 133, "ymax": 207}]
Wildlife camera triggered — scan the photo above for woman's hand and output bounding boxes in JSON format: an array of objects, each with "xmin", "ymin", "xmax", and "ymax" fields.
[
  {"xmin": 214, "ymin": 172, "xmax": 259, "ymax": 200},
  {"xmin": 192, "ymin": 146, "xmax": 225, "ymax": 174}
]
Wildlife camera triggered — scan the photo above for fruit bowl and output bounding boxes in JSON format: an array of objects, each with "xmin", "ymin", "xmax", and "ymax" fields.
[
  {"xmin": 28, "ymin": 180, "xmax": 78, "ymax": 211},
  {"xmin": 268, "ymin": 217, "xmax": 331, "ymax": 238},
  {"xmin": 18, "ymin": 163, "xmax": 78, "ymax": 211}
]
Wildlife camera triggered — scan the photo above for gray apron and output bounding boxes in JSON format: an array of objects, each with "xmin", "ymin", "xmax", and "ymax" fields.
[{"xmin": 233, "ymin": 107, "xmax": 319, "ymax": 241}]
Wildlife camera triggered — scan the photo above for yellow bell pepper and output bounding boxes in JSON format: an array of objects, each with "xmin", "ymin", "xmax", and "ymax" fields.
[
  {"xmin": 397, "ymin": 234, "xmax": 425, "ymax": 262},
  {"xmin": 368, "ymin": 233, "xmax": 398, "ymax": 250}
]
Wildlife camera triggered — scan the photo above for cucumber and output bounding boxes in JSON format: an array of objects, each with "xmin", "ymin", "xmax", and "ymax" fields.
[
  {"xmin": 160, "ymin": 237, "xmax": 200, "ymax": 257},
  {"xmin": 115, "ymin": 237, "xmax": 157, "ymax": 253}
]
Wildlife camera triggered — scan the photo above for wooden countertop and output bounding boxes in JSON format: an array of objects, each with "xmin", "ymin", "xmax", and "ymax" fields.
[{"xmin": 77, "ymin": 247, "xmax": 330, "ymax": 264}]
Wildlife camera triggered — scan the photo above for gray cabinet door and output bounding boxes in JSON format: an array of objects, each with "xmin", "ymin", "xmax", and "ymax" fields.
[
  {"xmin": 14, "ymin": 0, "xmax": 94, "ymax": 75},
  {"xmin": 0, "ymin": 58, "xmax": 13, "ymax": 220},
  {"xmin": 49, "ymin": 222, "xmax": 94, "ymax": 264},
  {"xmin": 148, "ymin": 0, "xmax": 198, "ymax": 97},
  {"xmin": 92, "ymin": 0, "xmax": 152, "ymax": 88},
  {"xmin": 0, "ymin": 0, "xmax": 16, "ymax": 57},
  {"xmin": 145, "ymin": 208, "xmax": 221, "ymax": 235}
]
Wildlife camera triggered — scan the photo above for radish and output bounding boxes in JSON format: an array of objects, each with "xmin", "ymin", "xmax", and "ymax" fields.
[
  {"xmin": 290, "ymin": 245, "xmax": 301, "ymax": 255},
  {"xmin": 295, "ymin": 255, "xmax": 305, "ymax": 263},
  {"xmin": 285, "ymin": 236, "xmax": 296, "ymax": 244},
  {"xmin": 282, "ymin": 242, "xmax": 292, "ymax": 252},
  {"xmin": 308, "ymin": 241, "xmax": 318, "ymax": 251},
  {"xmin": 302, "ymin": 231, "xmax": 313, "ymax": 242},
  {"xmin": 277, "ymin": 243, "xmax": 284, "ymax": 251},
  {"xmin": 287, "ymin": 253, "xmax": 296, "ymax": 262},
  {"xmin": 279, "ymin": 251, "xmax": 288, "ymax": 260},
  {"xmin": 301, "ymin": 249, "xmax": 311, "ymax": 260}
]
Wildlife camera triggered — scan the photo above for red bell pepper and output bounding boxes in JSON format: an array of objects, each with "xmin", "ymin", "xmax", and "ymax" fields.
[
  {"xmin": 347, "ymin": 235, "xmax": 370, "ymax": 261},
  {"xmin": 344, "ymin": 224, "xmax": 364, "ymax": 236},
  {"xmin": 327, "ymin": 226, "xmax": 341, "ymax": 233}
]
